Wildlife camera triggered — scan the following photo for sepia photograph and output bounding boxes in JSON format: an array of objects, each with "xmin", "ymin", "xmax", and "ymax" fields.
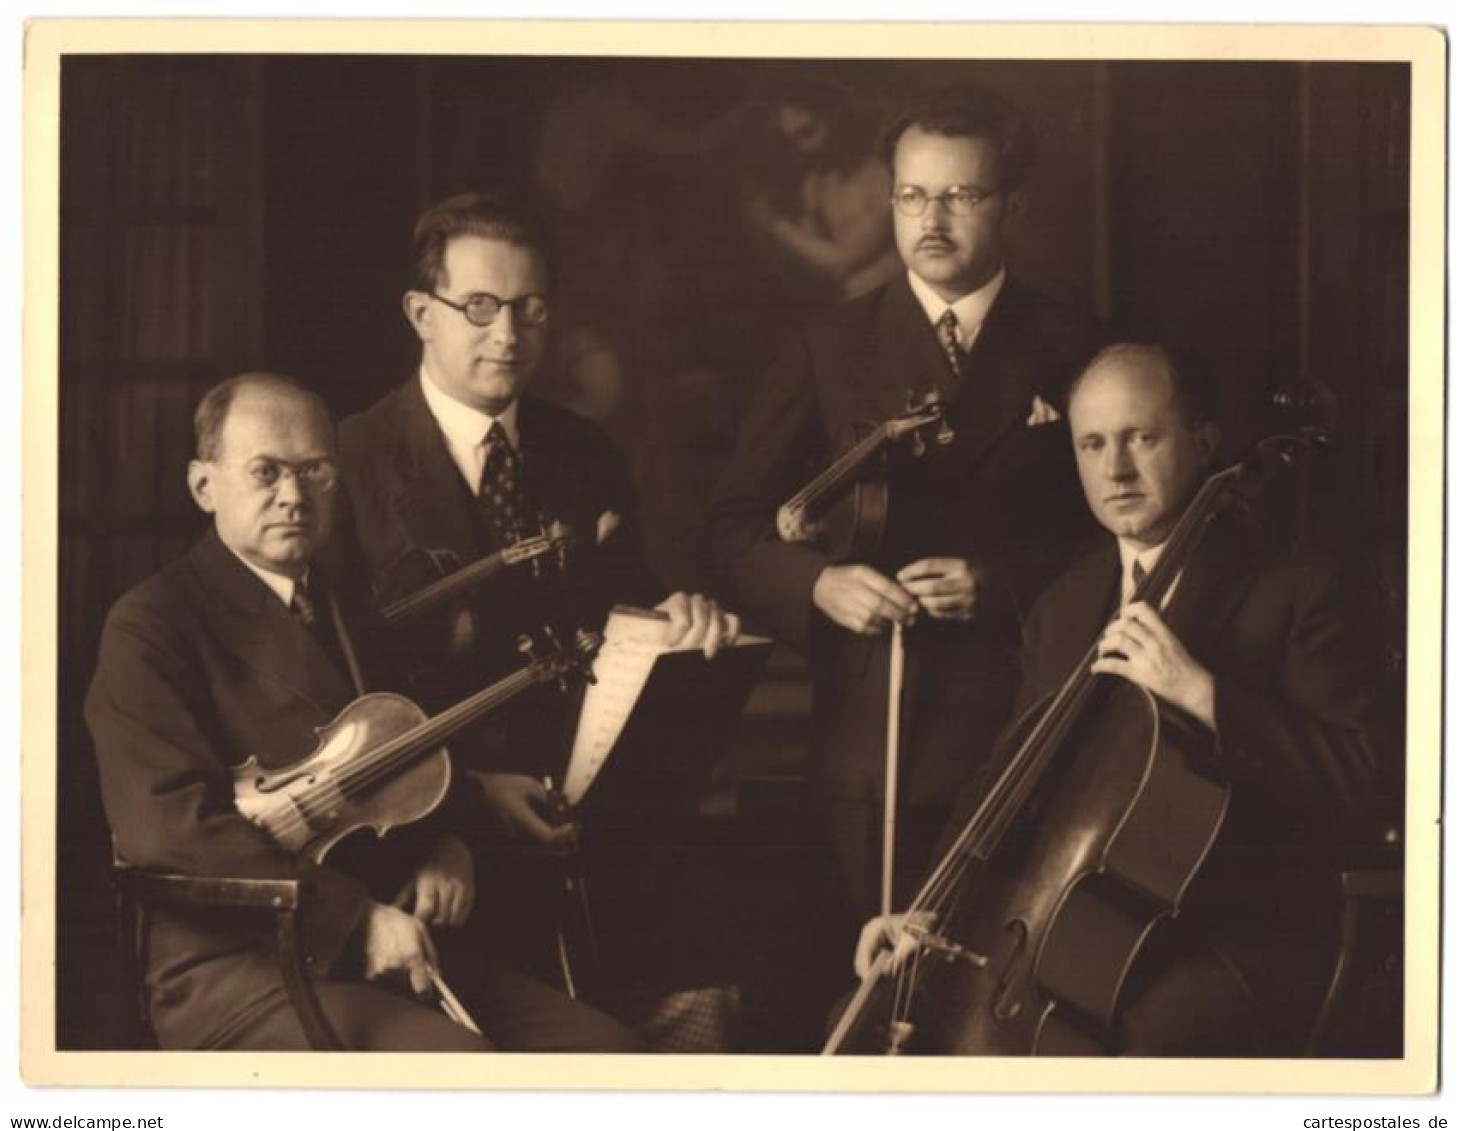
[{"xmin": 18, "ymin": 15, "xmax": 1444, "ymax": 1102}]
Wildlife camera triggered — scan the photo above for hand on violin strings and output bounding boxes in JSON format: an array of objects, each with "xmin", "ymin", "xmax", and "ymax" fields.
[
  {"xmin": 656, "ymin": 591, "xmax": 742, "ymax": 659},
  {"xmin": 363, "ymin": 901, "xmax": 440, "ymax": 997},
  {"xmin": 394, "ymin": 833, "xmax": 475, "ymax": 928},
  {"xmin": 897, "ymin": 557, "xmax": 982, "ymax": 622},
  {"xmin": 813, "ymin": 564, "xmax": 919, "ymax": 636},
  {"xmin": 1091, "ymin": 601, "xmax": 1217, "ymax": 729},
  {"xmin": 853, "ymin": 910, "xmax": 938, "ymax": 980},
  {"xmin": 473, "ymin": 771, "xmax": 578, "ymax": 847}
]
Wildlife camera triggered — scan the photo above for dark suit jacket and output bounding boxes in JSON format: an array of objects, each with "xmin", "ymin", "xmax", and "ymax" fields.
[
  {"xmin": 706, "ymin": 276, "xmax": 1103, "ymax": 805},
  {"xmin": 85, "ymin": 529, "xmax": 450, "ymax": 1049},
  {"xmin": 966, "ymin": 523, "xmax": 1383, "ymax": 1030},
  {"xmin": 336, "ymin": 380, "xmax": 662, "ymax": 779}
]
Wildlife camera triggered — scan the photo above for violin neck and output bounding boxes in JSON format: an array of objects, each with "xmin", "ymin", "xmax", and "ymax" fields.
[
  {"xmin": 332, "ymin": 661, "xmax": 553, "ymax": 797},
  {"xmin": 786, "ymin": 425, "xmax": 892, "ymax": 517},
  {"xmin": 381, "ymin": 539, "xmax": 548, "ymax": 625}
]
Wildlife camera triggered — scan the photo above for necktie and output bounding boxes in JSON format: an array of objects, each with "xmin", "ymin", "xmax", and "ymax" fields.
[
  {"xmin": 290, "ymin": 581, "xmax": 317, "ymax": 628},
  {"xmin": 478, "ymin": 422, "xmax": 530, "ymax": 543},
  {"xmin": 936, "ymin": 309, "xmax": 966, "ymax": 391}
]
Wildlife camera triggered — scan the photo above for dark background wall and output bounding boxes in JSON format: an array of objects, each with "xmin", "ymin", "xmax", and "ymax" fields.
[{"xmin": 54, "ymin": 55, "xmax": 1410, "ymax": 1047}]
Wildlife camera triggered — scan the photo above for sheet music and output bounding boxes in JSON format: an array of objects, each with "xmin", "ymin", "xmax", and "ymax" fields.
[{"xmin": 562, "ymin": 607, "xmax": 768, "ymax": 805}]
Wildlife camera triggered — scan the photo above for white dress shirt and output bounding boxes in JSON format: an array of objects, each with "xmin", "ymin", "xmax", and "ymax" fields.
[
  {"xmin": 906, "ymin": 266, "xmax": 1007, "ymax": 351},
  {"xmin": 227, "ymin": 545, "xmax": 306, "ymax": 610},
  {"xmin": 419, "ymin": 366, "xmax": 521, "ymax": 496}
]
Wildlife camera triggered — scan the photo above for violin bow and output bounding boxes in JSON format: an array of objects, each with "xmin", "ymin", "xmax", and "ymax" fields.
[{"xmin": 881, "ymin": 622, "xmax": 907, "ymax": 919}]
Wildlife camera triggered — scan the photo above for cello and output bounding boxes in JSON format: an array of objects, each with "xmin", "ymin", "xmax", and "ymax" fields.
[{"xmin": 824, "ymin": 430, "xmax": 1327, "ymax": 1055}]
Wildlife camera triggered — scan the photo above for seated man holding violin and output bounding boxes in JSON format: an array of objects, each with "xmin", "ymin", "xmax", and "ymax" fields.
[
  {"xmin": 850, "ymin": 344, "xmax": 1382, "ymax": 1056},
  {"xmin": 85, "ymin": 372, "xmax": 640, "ymax": 1051}
]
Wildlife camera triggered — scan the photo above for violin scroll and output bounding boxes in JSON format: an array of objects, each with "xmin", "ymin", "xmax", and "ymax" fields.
[{"xmin": 517, "ymin": 627, "xmax": 604, "ymax": 693}]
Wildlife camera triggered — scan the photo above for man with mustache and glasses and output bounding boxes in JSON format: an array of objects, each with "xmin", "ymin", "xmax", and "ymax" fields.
[{"xmin": 708, "ymin": 85, "xmax": 1104, "ymax": 920}]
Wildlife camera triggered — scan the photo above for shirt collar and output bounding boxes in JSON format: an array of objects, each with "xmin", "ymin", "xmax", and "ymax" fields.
[
  {"xmin": 1117, "ymin": 539, "xmax": 1167, "ymax": 604},
  {"xmin": 224, "ymin": 542, "xmax": 305, "ymax": 609},
  {"xmin": 419, "ymin": 365, "xmax": 521, "ymax": 450},
  {"xmin": 906, "ymin": 266, "xmax": 1007, "ymax": 342}
]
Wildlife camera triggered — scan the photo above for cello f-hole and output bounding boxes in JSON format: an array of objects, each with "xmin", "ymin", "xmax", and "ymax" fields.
[{"xmin": 991, "ymin": 920, "xmax": 1030, "ymax": 1023}]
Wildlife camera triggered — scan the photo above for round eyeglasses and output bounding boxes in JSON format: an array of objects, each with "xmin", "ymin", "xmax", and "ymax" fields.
[
  {"xmin": 429, "ymin": 290, "xmax": 550, "ymax": 329},
  {"xmin": 891, "ymin": 185, "xmax": 1002, "ymax": 218}
]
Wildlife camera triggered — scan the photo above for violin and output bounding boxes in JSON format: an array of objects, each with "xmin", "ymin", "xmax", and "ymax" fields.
[
  {"xmin": 233, "ymin": 630, "xmax": 600, "ymax": 864},
  {"xmin": 376, "ymin": 520, "xmax": 573, "ymax": 628},
  {"xmin": 824, "ymin": 430, "xmax": 1327, "ymax": 1056},
  {"xmin": 776, "ymin": 392, "xmax": 953, "ymax": 562}
]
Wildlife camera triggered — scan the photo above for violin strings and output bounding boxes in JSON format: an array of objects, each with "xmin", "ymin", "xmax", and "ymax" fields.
[
  {"xmin": 902, "ymin": 469, "xmax": 1237, "ymax": 928},
  {"xmin": 258, "ymin": 662, "xmax": 552, "ymax": 840},
  {"xmin": 384, "ymin": 537, "xmax": 549, "ymax": 623},
  {"xmin": 784, "ymin": 426, "xmax": 889, "ymax": 513},
  {"xmin": 855, "ymin": 459, "xmax": 1260, "ymax": 1047}
]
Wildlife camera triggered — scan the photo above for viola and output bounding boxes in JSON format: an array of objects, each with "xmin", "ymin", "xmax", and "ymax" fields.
[
  {"xmin": 233, "ymin": 630, "xmax": 600, "ymax": 864},
  {"xmin": 776, "ymin": 392, "xmax": 952, "ymax": 562},
  {"xmin": 377, "ymin": 520, "xmax": 573, "ymax": 628},
  {"xmin": 824, "ymin": 430, "xmax": 1327, "ymax": 1056}
]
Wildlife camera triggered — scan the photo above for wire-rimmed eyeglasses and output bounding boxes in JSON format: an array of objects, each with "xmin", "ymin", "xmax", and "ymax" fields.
[
  {"xmin": 225, "ymin": 458, "xmax": 339, "ymax": 492},
  {"xmin": 891, "ymin": 185, "xmax": 1003, "ymax": 218}
]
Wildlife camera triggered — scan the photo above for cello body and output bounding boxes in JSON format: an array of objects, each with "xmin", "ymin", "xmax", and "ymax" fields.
[
  {"xmin": 831, "ymin": 681, "xmax": 1229, "ymax": 1055},
  {"xmin": 910, "ymin": 684, "xmax": 1228, "ymax": 1054},
  {"xmin": 821, "ymin": 434, "xmax": 1331, "ymax": 1057}
]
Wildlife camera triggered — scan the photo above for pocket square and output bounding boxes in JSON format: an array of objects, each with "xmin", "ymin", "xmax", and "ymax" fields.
[
  {"xmin": 1026, "ymin": 395, "xmax": 1062, "ymax": 426},
  {"xmin": 596, "ymin": 509, "xmax": 622, "ymax": 546}
]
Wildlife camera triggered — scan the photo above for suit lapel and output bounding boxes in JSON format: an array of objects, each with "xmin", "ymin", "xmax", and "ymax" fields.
[
  {"xmin": 951, "ymin": 280, "xmax": 1048, "ymax": 466},
  {"xmin": 513, "ymin": 395, "xmax": 558, "ymax": 528},
  {"xmin": 1162, "ymin": 520, "xmax": 1259, "ymax": 658},
  {"xmin": 856, "ymin": 276, "xmax": 1051, "ymax": 468},
  {"xmin": 387, "ymin": 379, "xmax": 492, "ymax": 557},
  {"xmin": 851, "ymin": 277, "xmax": 952, "ymax": 424},
  {"xmin": 190, "ymin": 531, "xmax": 354, "ymax": 717},
  {"xmin": 1055, "ymin": 542, "xmax": 1122, "ymax": 675}
]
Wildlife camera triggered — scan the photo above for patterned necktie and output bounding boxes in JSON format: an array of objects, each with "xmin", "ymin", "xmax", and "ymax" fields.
[
  {"xmin": 936, "ymin": 309, "xmax": 966, "ymax": 391},
  {"xmin": 478, "ymin": 421, "xmax": 530, "ymax": 542}
]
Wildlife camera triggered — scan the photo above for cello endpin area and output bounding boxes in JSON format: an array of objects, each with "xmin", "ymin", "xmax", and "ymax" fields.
[{"xmin": 887, "ymin": 1020, "xmax": 916, "ymax": 1054}]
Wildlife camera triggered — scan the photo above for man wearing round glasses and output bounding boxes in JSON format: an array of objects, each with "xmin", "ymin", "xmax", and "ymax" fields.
[
  {"xmin": 341, "ymin": 192, "xmax": 739, "ymax": 836},
  {"xmin": 708, "ymin": 85, "xmax": 1105, "ymax": 920}
]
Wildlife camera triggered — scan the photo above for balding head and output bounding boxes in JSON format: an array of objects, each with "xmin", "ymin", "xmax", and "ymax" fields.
[
  {"xmin": 186, "ymin": 374, "xmax": 338, "ymax": 579},
  {"xmin": 1068, "ymin": 344, "xmax": 1220, "ymax": 551}
]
